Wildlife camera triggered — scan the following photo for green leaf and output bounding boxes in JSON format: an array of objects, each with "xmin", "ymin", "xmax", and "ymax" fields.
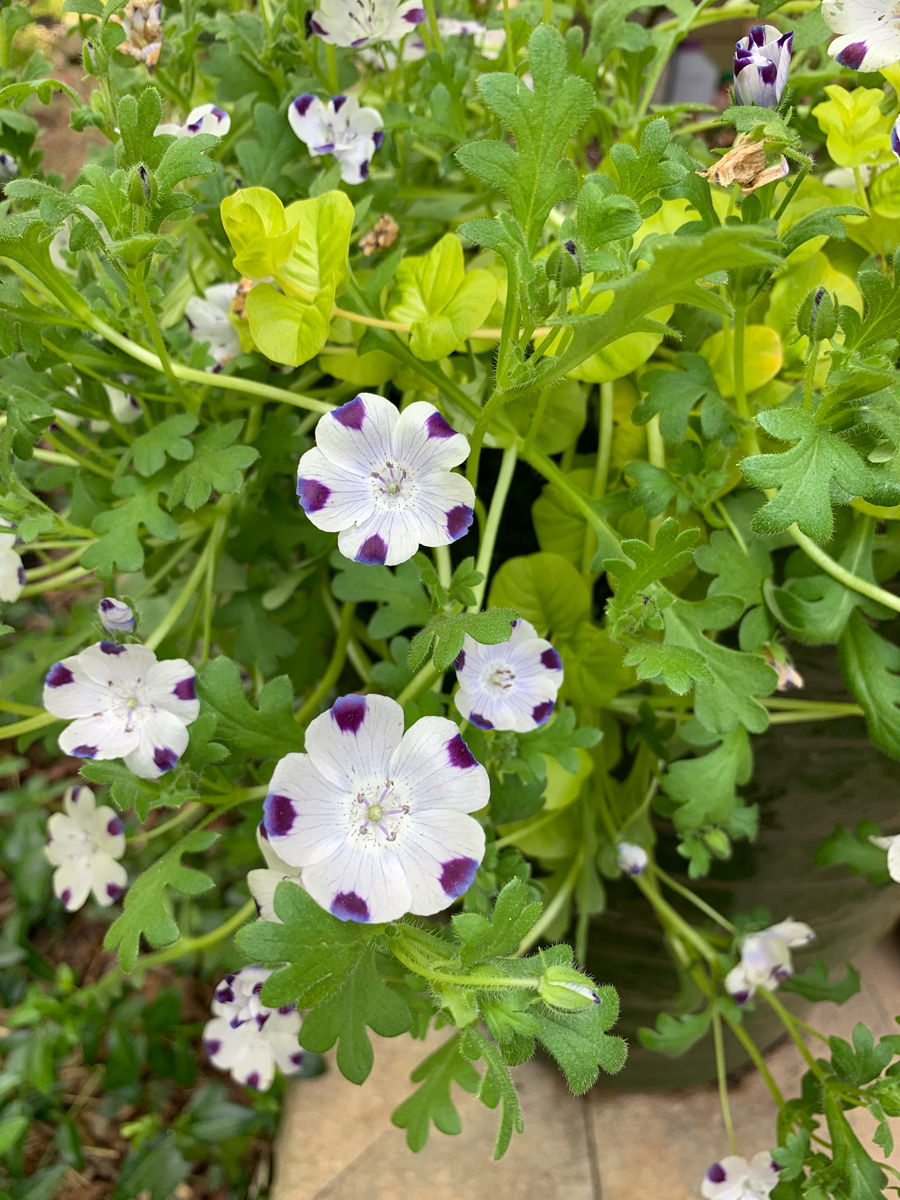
[
  {"xmin": 773, "ymin": 1129, "xmax": 811, "ymax": 1182},
  {"xmin": 331, "ymin": 556, "xmax": 431, "ymax": 639},
  {"xmin": 116, "ymin": 87, "xmax": 164, "ymax": 169},
  {"xmin": 455, "ymin": 25, "xmax": 593, "ymax": 250},
  {"xmin": 488, "ymin": 772, "xmax": 546, "ymax": 825},
  {"xmin": 391, "ymin": 1035, "xmax": 481, "ymax": 1152},
  {"xmin": 813, "ymin": 821, "xmax": 893, "ymax": 884},
  {"xmin": 638, "ymin": 1008, "xmax": 711, "ymax": 1057},
  {"xmin": 695, "ymin": 531, "xmax": 771, "ymax": 612},
  {"xmin": 0, "ymin": 1114, "xmax": 29, "ymax": 1155},
  {"xmin": 658, "ymin": 727, "xmax": 754, "ymax": 836},
  {"xmin": 838, "ymin": 611, "xmax": 900, "ymax": 759},
  {"xmin": 213, "ymin": 591, "xmax": 296, "ymax": 675},
  {"xmin": 387, "ymin": 234, "xmax": 497, "ymax": 361},
  {"xmin": 195, "ymin": 657, "xmax": 304, "ymax": 759},
  {"xmin": 154, "ymin": 132, "xmax": 218, "ymax": 191},
  {"xmin": 103, "ymin": 830, "xmax": 218, "ymax": 971},
  {"xmin": 781, "ymin": 959, "xmax": 860, "ymax": 1004},
  {"xmin": 488, "ymin": 552, "xmax": 590, "ymax": 636},
  {"xmin": 843, "ymin": 262, "xmax": 900, "ymax": 353},
  {"xmin": 451, "ymin": 879, "xmax": 542, "ymax": 965},
  {"xmin": 742, "ymin": 407, "xmax": 871, "ymax": 542},
  {"xmin": 830, "ymin": 1024, "xmax": 893, "ymax": 1087},
  {"xmin": 168, "ymin": 420, "xmax": 258, "ymax": 510},
  {"xmin": 298, "ymin": 952, "xmax": 411, "ymax": 1085},
  {"xmin": 132, "ymin": 415, "xmax": 197, "ymax": 477},
  {"xmin": 605, "ymin": 519, "xmax": 700, "ymax": 613},
  {"xmin": 239, "ymin": 882, "xmax": 380, "ymax": 1008},
  {"xmin": 505, "ymin": 706, "xmax": 602, "ymax": 780},
  {"xmin": 535, "ymin": 987, "xmax": 627, "ymax": 1093},
  {"xmin": 78, "ymin": 759, "xmax": 193, "ymax": 822},
  {"xmin": 574, "ymin": 177, "xmax": 642, "ymax": 272},
  {"xmin": 609, "ymin": 116, "xmax": 685, "ymax": 214},
  {"xmin": 408, "ymin": 609, "xmax": 518, "ymax": 673},
  {"xmin": 245, "ymin": 281, "xmax": 333, "ymax": 367},
  {"xmin": 82, "ymin": 474, "xmax": 180, "ymax": 577},
  {"xmin": 461, "ymin": 1026, "xmax": 525, "ymax": 1160},
  {"xmin": 634, "ymin": 353, "xmax": 724, "ymax": 445}
]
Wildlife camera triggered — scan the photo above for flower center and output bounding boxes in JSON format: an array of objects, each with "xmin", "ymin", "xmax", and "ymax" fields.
[
  {"xmin": 370, "ymin": 460, "xmax": 414, "ymax": 509},
  {"xmin": 487, "ymin": 664, "xmax": 516, "ymax": 690},
  {"xmin": 355, "ymin": 781, "xmax": 409, "ymax": 842},
  {"xmin": 108, "ymin": 679, "xmax": 153, "ymax": 733}
]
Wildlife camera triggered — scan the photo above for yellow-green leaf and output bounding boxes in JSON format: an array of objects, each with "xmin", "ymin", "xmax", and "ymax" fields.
[
  {"xmin": 811, "ymin": 85, "xmax": 894, "ymax": 169},
  {"xmin": 246, "ymin": 282, "xmax": 333, "ymax": 367},
  {"xmin": 700, "ymin": 324, "xmax": 782, "ymax": 397},
  {"xmin": 280, "ymin": 190, "xmax": 354, "ymax": 298},
  {"xmin": 220, "ymin": 186, "xmax": 300, "ymax": 279}
]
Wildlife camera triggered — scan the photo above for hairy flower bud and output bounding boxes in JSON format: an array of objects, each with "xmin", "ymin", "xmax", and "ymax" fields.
[
  {"xmin": 99, "ymin": 598, "xmax": 136, "ymax": 635},
  {"xmin": 797, "ymin": 287, "xmax": 837, "ymax": 342},
  {"xmin": 537, "ymin": 966, "xmax": 600, "ymax": 1010}
]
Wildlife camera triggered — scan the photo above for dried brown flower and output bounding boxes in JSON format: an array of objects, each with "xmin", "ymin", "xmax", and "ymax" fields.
[
  {"xmin": 116, "ymin": 0, "xmax": 163, "ymax": 70},
  {"xmin": 697, "ymin": 140, "xmax": 789, "ymax": 195},
  {"xmin": 358, "ymin": 213, "xmax": 399, "ymax": 256}
]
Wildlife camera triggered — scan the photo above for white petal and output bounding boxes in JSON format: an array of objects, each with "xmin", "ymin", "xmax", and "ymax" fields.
[
  {"xmin": 0, "ymin": 544, "xmax": 25, "ymax": 602},
  {"xmin": 144, "ymin": 657, "xmax": 200, "ymax": 723},
  {"xmin": 296, "ymin": 446, "xmax": 374, "ymax": 533},
  {"xmin": 77, "ymin": 642, "xmax": 159, "ymax": 691},
  {"xmin": 248, "ymin": 868, "xmax": 303, "ymax": 922},
  {"xmin": 59, "ymin": 713, "xmax": 139, "ymax": 761},
  {"xmin": 123, "ymin": 708, "xmax": 191, "ymax": 778},
  {"xmin": 257, "ymin": 822, "xmax": 298, "ymax": 874},
  {"xmin": 389, "ymin": 716, "xmax": 489, "ymax": 813},
  {"xmin": 301, "ymin": 836, "xmax": 411, "ymax": 924},
  {"xmin": 314, "ymin": 393, "xmax": 400, "ymax": 475},
  {"xmin": 107, "ymin": 386, "xmax": 142, "ymax": 425},
  {"xmin": 401, "ymin": 470, "xmax": 475, "ymax": 550},
  {"xmin": 45, "ymin": 813, "xmax": 90, "ymax": 865},
  {"xmin": 887, "ymin": 838, "xmax": 900, "ymax": 884},
  {"xmin": 185, "ymin": 104, "xmax": 231, "ymax": 136},
  {"xmin": 92, "ymin": 803, "xmax": 126, "ymax": 858},
  {"xmin": 53, "ymin": 858, "xmax": 93, "ymax": 911},
  {"xmin": 231, "ymin": 1040, "xmax": 277, "ymax": 1091},
  {"xmin": 724, "ymin": 963, "xmax": 753, "ymax": 1001},
  {"xmin": 63, "ymin": 784, "xmax": 97, "ymax": 831},
  {"xmin": 90, "ymin": 853, "xmax": 128, "ymax": 906},
  {"xmin": 288, "ymin": 95, "xmax": 330, "ymax": 146},
  {"xmin": 262, "ymin": 753, "xmax": 349, "ymax": 867},
  {"xmin": 400, "ymin": 808, "xmax": 485, "ymax": 916},
  {"xmin": 43, "ymin": 654, "xmax": 113, "ymax": 719},
  {"xmin": 270, "ymin": 1030, "xmax": 306, "ymax": 1075},
  {"xmin": 337, "ymin": 506, "xmax": 423, "ymax": 567},
  {"xmin": 392, "ymin": 402, "xmax": 470, "ymax": 473},
  {"xmin": 203, "ymin": 1016, "xmax": 247, "ymax": 1070},
  {"xmin": 766, "ymin": 918, "xmax": 814, "ymax": 949},
  {"xmin": 304, "ymin": 694, "xmax": 405, "ymax": 791}
]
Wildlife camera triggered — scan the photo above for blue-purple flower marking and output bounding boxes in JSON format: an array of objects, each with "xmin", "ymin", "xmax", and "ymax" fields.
[
  {"xmin": 439, "ymin": 856, "xmax": 479, "ymax": 897},
  {"xmin": 733, "ymin": 25, "xmax": 792, "ymax": 108},
  {"xmin": 296, "ymin": 393, "xmax": 477, "ymax": 567},
  {"xmin": 332, "ymin": 891, "xmax": 370, "ymax": 921},
  {"xmin": 46, "ymin": 663, "xmax": 75, "ymax": 688},
  {"xmin": 822, "ymin": 0, "xmax": 900, "ymax": 74},
  {"xmin": 205, "ymin": 966, "xmax": 303, "ymax": 1091},
  {"xmin": 288, "ymin": 94, "xmax": 385, "ymax": 185},
  {"xmin": 332, "ymin": 694, "xmax": 368, "ymax": 733},
  {"xmin": 453, "ymin": 617, "xmax": 565, "ymax": 734}
]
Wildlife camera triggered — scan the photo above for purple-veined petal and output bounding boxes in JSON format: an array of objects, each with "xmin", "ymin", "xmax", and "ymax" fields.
[
  {"xmin": 122, "ymin": 708, "xmax": 191, "ymax": 779},
  {"xmin": 262, "ymin": 752, "xmax": 348, "ymax": 866},
  {"xmin": 304, "ymin": 694, "xmax": 405, "ymax": 791},
  {"xmin": 90, "ymin": 854, "xmax": 128, "ymax": 906},
  {"xmin": 296, "ymin": 445, "xmax": 374, "ymax": 532},
  {"xmin": 315, "ymin": 393, "xmax": 400, "ymax": 474},
  {"xmin": 300, "ymin": 835, "xmax": 412, "ymax": 924},
  {"xmin": 388, "ymin": 716, "xmax": 489, "ymax": 813}
]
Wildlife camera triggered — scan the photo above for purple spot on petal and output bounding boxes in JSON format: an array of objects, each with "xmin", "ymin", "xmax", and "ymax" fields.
[
  {"xmin": 351, "ymin": 35, "xmax": 368, "ymax": 46},
  {"xmin": 332, "ymin": 694, "xmax": 367, "ymax": 733},
  {"xmin": 310, "ymin": 17, "xmax": 326, "ymax": 35},
  {"xmin": 748, "ymin": 24, "xmax": 766, "ymax": 45},
  {"xmin": 759, "ymin": 60, "xmax": 777, "ymax": 83},
  {"xmin": 331, "ymin": 891, "xmax": 370, "ymax": 922},
  {"xmin": 836, "ymin": 40, "xmax": 867, "ymax": 69},
  {"xmin": 426, "ymin": 411, "xmax": 455, "ymax": 439},
  {"xmin": 153, "ymin": 746, "xmax": 178, "ymax": 773},
  {"xmin": 356, "ymin": 534, "xmax": 387, "ymax": 565},
  {"xmin": 258, "ymin": 821, "xmax": 270, "ymax": 841},
  {"xmin": 46, "ymin": 663, "xmax": 74, "ymax": 688},
  {"xmin": 290, "ymin": 1051, "xmax": 304, "ymax": 1065},
  {"xmin": 61, "ymin": 887, "xmax": 72, "ymax": 906},
  {"xmin": 245, "ymin": 1071, "xmax": 260, "ymax": 1090},
  {"xmin": 264, "ymin": 793, "xmax": 296, "ymax": 837},
  {"xmin": 439, "ymin": 856, "xmax": 478, "ymax": 897},
  {"xmin": 372, "ymin": 130, "xmax": 384, "ymax": 151},
  {"xmin": 253, "ymin": 981, "xmax": 264, "ymax": 995},
  {"xmin": 71, "ymin": 744, "xmax": 98, "ymax": 758},
  {"xmin": 297, "ymin": 477, "xmax": 331, "ymax": 513},
  {"xmin": 17, "ymin": 565, "xmax": 26, "ymax": 586},
  {"xmin": 107, "ymin": 817, "xmax": 124, "ymax": 837},
  {"xmin": 358, "ymin": 160, "xmax": 370, "ymax": 180},
  {"xmin": 278, "ymin": 1003, "xmax": 295, "ymax": 1015},
  {"xmin": 173, "ymin": 677, "xmax": 196, "ymax": 701},
  {"xmin": 99, "ymin": 641, "xmax": 126, "ymax": 656},
  {"xmin": 448, "ymin": 733, "xmax": 477, "ymax": 769},
  {"xmin": 532, "ymin": 700, "xmax": 554, "ymax": 725},
  {"xmin": 216, "ymin": 985, "xmax": 235, "ymax": 1004},
  {"xmin": 707, "ymin": 1163, "xmax": 727, "ymax": 1184},
  {"xmin": 468, "ymin": 711, "xmax": 494, "ymax": 730},
  {"xmin": 313, "ymin": 142, "xmax": 336, "ymax": 154},
  {"xmin": 453, "ymin": 648, "xmax": 465, "ymax": 672},
  {"xmin": 99, "ymin": 598, "xmax": 114, "ymax": 611},
  {"xmin": 540, "ymin": 647, "xmax": 563, "ymax": 671},
  {"xmin": 734, "ymin": 989, "xmax": 750, "ymax": 1005},
  {"xmin": 71, "ymin": 787, "xmax": 81, "ymax": 802},
  {"xmin": 205, "ymin": 1038, "xmax": 221, "ymax": 1056},
  {"xmin": 106, "ymin": 882, "xmax": 122, "ymax": 900},
  {"xmin": 446, "ymin": 505, "xmax": 473, "ymax": 541},
  {"xmin": 404, "ymin": 6, "xmax": 425, "ymax": 21},
  {"xmin": 332, "ymin": 94, "xmax": 348, "ymax": 112},
  {"xmin": 332, "ymin": 396, "xmax": 366, "ymax": 429}
]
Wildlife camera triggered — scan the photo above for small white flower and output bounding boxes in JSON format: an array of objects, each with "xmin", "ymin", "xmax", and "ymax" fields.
[
  {"xmin": 158, "ymin": 103, "xmax": 231, "ymax": 138},
  {"xmin": 870, "ymin": 833, "xmax": 900, "ymax": 882},
  {"xmin": 297, "ymin": 394, "xmax": 475, "ymax": 567},
  {"xmin": 43, "ymin": 785, "xmax": 127, "ymax": 911},
  {"xmin": 99, "ymin": 598, "xmax": 136, "ymax": 635},
  {"xmin": 108, "ymin": 385, "xmax": 142, "ymax": 425},
  {"xmin": 823, "ymin": 163, "xmax": 875, "ymax": 188},
  {"xmin": 0, "ymin": 517, "xmax": 25, "ymax": 603},
  {"xmin": 204, "ymin": 966, "xmax": 304, "ymax": 1091},
  {"xmin": 701, "ymin": 1152, "xmax": 781, "ymax": 1200},
  {"xmin": 248, "ymin": 823, "xmax": 304, "ymax": 922},
  {"xmin": 0, "ymin": 154, "xmax": 18, "ymax": 185},
  {"xmin": 43, "ymin": 642, "xmax": 200, "ymax": 780},
  {"xmin": 822, "ymin": 0, "xmax": 900, "ymax": 72},
  {"xmin": 262, "ymin": 694, "xmax": 488, "ymax": 924},
  {"xmin": 725, "ymin": 917, "xmax": 815, "ymax": 1004},
  {"xmin": 309, "ymin": 0, "xmax": 424, "ymax": 48},
  {"xmin": 453, "ymin": 618, "xmax": 563, "ymax": 732},
  {"xmin": 616, "ymin": 842, "xmax": 649, "ymax": 876},
  {"xmin": 185, "ymin": 282, "xmax": 242, "ymax": 368},
  {"xmin": 289, "ymin": 94, "xmax": 384, "ymax": 185},
  {"xmin": 733, "ymin": 25, "xmax": 793, "ymax": 108}
]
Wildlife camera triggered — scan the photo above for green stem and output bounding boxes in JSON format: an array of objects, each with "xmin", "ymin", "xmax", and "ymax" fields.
[
  {"xmin": 712, "ymin": 1005, "xmax": 740, "ymax": 1156},
  {"xmin": 295, "ymin": 600, "xmax": 356, "ymax": 724},
  {"xmin": 724, "ymin": 1014, "xmax": 785, "ymax": 1106},
  {"xmin": 144, "ymin": 526, "xmax": 222, "ymax": 652},
  {"xmin": 137, "ymin": 899, "xmax": 257, "ymax": 970},
  {"xmin": 128, "ymin": 802, "xmax": 202, "ymax": 847},
  {"xmin": 392, "ymin": 933, "xmax": 537, "ymax": 989},
  {"xmin": 521, "ymin": 445, "xmax": 621, "ymax": 559},
  {"xmin": 852, "ymin": 165, "xmax": 870, "ymax": 214},
  {"xmin": 758, "ymin": 988, "xmax": 826, "ymax": 1080},
  {"xmin": 396, "ymin": 664, "xmax": 442, "ymax": 705},
  {"xmin": 423, "ymin": 0, "xmax": 443, "ymax": 54},
  {"xmin": 803, "ymin": 339, "xmax": 820, "ymax": 413},
  {"xmin": 791, "ymin": 525, "xmax": 900, "ymax": 616},
  {"xmin": 20, "ymin": 566, "xmax": 95, "ymax": 597},
  {"xmin": 0, "ymin": 712, "xmax": 61, "ymax": 739},
  {"xmin": 132, "ymin": 276, "xmax": 193, "ymax": 411},
  {"xmin": 501, "ymin": 0, "xmax": 515, "ymax": 72},
  {"xmin": 470, "ymin": 443, "xmax": 518, "ymax": 610},
  {"xmin": 652, "ymin": 864, "xmax": 736, "ymax": 934},
  {"xmin": 325, "ymin": 43, "xmax": 339, "ymax": 91}
]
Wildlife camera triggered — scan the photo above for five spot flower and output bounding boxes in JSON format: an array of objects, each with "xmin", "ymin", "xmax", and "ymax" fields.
[
  {"xmin": 43, "ymin": 642, "xmax": 200, "ymax": 780},
  {"xmin": 701, "ymin": 1152, "xmax": 780, "ymax": 1200},
  {"xmin": 158, "ymin": 103, "xmax": 231, "ymax": 139},
  {"xmin": 0, "ymin": 517, "xmax": 25, "ymax": 604},
  {"xmin": 453, "ymin": 618, "xmax": 563, "ymax": 733},
  {"xmin": 289, "ymin": 94, "xmax": 384, "ymax": 186},
  {"xmin": 262, "ymin": 693, "xmax": 488, "ymax": 925},
  {"xmin": 822, "ymin": 0, "xmax": 900, "ymax": 72},
  {"xmin": 297, "ymin": 393, "xmax": 475, "ymax": 567},
  {"xmin": 725, "ymin": 918, "xmax": 815, "ymax": 1005},
  {"xmin": 44, "ymin": 785, "xmax": 127, "ymax": 912},
  {"xmin": 308, "ymin": 0, "xmax": 424, "ymax": 48},
  {"xmin": 204, "ymin": 966, "xmax": 304, "ymax": 1091}
]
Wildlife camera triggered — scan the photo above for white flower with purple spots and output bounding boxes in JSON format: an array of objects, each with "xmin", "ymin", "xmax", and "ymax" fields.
[
  {"xmin": 309, "ymin": 0, "xmax": 424, "ymax": 48},
  {"xmin": 0, "ymin": 154, "xmax": 18, "ymax": 185},
  {"xmin": 204, "ymin": 966, "xmax": 304, "ymax": 1091},
  {"xmin": 248, "ymin": 823, "xmax": 304, "ymax": 922},
  {"xmin": 870, "ymin": 832, "xmax": 900, "ymax": 882},
  {"xmin": 43, "ymin": 642, "xmax": 200, "ymax": 780},
  {"xmin": 43, "ymin": 785, "xmax": 127, "ymax": 911},
  {"xmin": 733, "ymin": 25, "xmax": 793, "ymax": 108},
  {"xmin": 297, "ymin": 394, "xmax": 475, "ymax": 567},
  {"xmin": 0, "ymin": 517, "xmax": 25, "ymax": 603},
  {"xmin": 453, "ymin": 618, "xmax": 563, "ymax": 733},
  {"xmin": 262, "ymin": 694, "xmax": 488, "ymax": 924},
  {"xmin": 724, "ymin": 918, "xmax": 815, "ymax": 1005},
  {"xmin": 701, "ymin": 1152, "xmax": 781, "ymax": 1200},
  {"xmin": 184, "ymin": 282, "xmax": 241, "ymax": 368},
  {"xmin": 289, "ymin": 94, "xmax": 384, "ymax": 185},
  {"xmin": 158, "ymin": 103, "xmax": 231, "ymax": 139},
  {"xmin": 616, "ymin": 842, "xmax": 649, "ymax": 876},
  {"xmin": 99, "ymin": 598, "xmax": 136, "ymax": 635},
  {"xmin": 108, "ymin": 385, "xmax": 142, "ymax": 425},
  {"xmin": 822, "ymin": 0, "xmax": 900, "ymax": 72}
]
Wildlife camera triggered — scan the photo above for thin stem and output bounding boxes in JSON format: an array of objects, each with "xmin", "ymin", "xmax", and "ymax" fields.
[
  {"xmin": 852, "ymin": 165, "xmax": 870, "ymax": 214},
  {"xmin": 132, "ymin": 275, "xmax": 193, "ymax": 410},
  {"xmin": 423, "ymin": 0, "xmax": 443, "ymax": 54},
  {"xmin": 128, "ymin": 802, "xmax": 202, "ymax": 847},
  {"xmin": 791, "ymin": 525, "xmax": 900, "ymax": 616},
  {"xmin": 712, "ymin": 1005, "xmax": 740, "ymax": 1156},
  {"xmin": 516, "ymin": 852, "xmax": 584, "ymax": 955},
  {"xmin": 502, "ymin": 0, "xmax": 515, "ymax": 72},
  {"xmin": 325, "ymin": 43, "xmax": 339, "ymax": 91},
  {"xmin": 0, "ymin": 712, "xmax": 61, "ymax": 739},
  {"xmin": 295, "ymin": 600, "xmax": 356, "ymax": 724},
  {"xmin": 0, "ymin": 700, "xmax": 44, "ymax": 717},
  {"xmin": 20, "ymin": 566, "xmax": 95, "ymax": 597},
  {"xmin": 469, "ymin": 443, "xmax": 518, "ymax": 610},
  {"xmin": 397, "ymin": 664, "xmax": 442, "ymax": 705},
  {"xmin": 732, "ymin": 305, "xmax": 750, "ymax": 424},
  {"xmin": 136, "ymin": 899, "xmax": 257, "ymax": 970},
  {"xmin": 652, "ymin": 864, "xmax": 736, "ymax": 934},
  {"xmin": 758, "ymin": 988, "xmax": 826, "ymax": 1080},
  {"xmin": 144, "ymin": 527, "xmax": 222, "ymax": 652},
  {"xmin": 724, "ymin": 1014, "xmax": 785, "ymax": 1106}
]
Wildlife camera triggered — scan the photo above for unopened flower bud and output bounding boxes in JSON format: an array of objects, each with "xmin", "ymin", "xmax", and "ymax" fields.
[
  {"xmin": 703, "ymin": 828, "xmax": 731, "ymax": 859},
  {"xmin": 797, "ymin": 287, "xmax": 836, "ymax": 342},
  {"xmin": 538, "ymin": 966, "xmax": 600, "ymax": 1010},
  {"xmin": 616, "ymin": 842, "xmax": 648, "ymax": 876},
  {"xmin": 128, "ymin": 164, "xmax": 156, "ymax": 207},
  {"xmin": 99, "ymin": 597, "xmax": 136, "ymax": 635},
  {"xmin": 82, "ymin": 38, "xmax": 105, "ymax": 75},
  {"xmin": 733, "ymin": 25, "xmax": 793, "ymax": 109}
]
